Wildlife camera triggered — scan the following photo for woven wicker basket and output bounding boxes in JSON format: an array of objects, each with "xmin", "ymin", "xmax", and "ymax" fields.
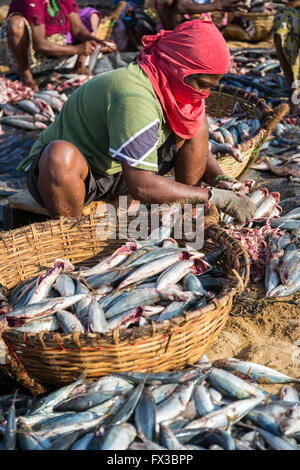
[
  {"xmin": 223, "ymin": 11, "xmax": 275, "ymax": 42},
  {"xmin": 0, "ymin": 210, "xmax": 249, "ymax": 394},
  {"xmin": 206, "ymin": 86, "xmax": 289, "ymax": 180}
]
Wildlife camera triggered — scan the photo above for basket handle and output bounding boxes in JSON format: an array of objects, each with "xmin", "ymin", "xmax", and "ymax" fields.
[
  {"xmin": 237, "ymin": 102, "xmax": 290, "ymax": 181},
  {"xmin": 263, "ymin": 103, "xmax": 290, "ymax": 140}
]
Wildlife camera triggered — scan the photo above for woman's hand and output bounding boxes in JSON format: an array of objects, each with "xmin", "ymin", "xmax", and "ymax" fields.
[{"xmin": 98, "ymin": 40, "xmax": 117, "ymax": 54}]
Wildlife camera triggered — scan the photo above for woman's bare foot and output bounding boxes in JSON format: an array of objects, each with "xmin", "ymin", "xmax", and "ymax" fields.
[{"xmin": 20, "ymin": 69, "xmax": 38, "ymax": 91}]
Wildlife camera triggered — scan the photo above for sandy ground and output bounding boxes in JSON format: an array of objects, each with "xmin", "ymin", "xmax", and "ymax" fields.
[
  {"xmin": 208, "ymin": 287, "xmax": 300, "ymax": 394},
  {"xmin": 208, "ymin": 162, "xmax": 300, "ymax": 394}
]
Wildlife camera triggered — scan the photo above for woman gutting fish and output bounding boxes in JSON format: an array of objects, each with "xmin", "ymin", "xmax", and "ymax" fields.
[
  {"xmin": 18, "ymin": 20, "xmax": 255, "ymax": 224},
  {"xmin": 0, "ymin": 0, "xmax": 116, "ymax": 90}
]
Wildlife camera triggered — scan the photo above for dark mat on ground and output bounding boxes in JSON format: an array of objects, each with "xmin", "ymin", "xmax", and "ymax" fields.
[{"xmin": 0, "ymin": 128, "xmax": 37, "ymax": 196}]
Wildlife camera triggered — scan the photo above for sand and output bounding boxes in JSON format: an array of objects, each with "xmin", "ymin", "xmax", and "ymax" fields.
[{"xmin": 207, "ymin": 286, "xmax": 300, "ymax": 394}]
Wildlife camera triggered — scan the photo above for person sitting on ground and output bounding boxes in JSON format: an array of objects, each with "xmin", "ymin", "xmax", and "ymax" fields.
[
  {"xmin": 18, "ymin": 19, "xmax": 255, "ymax": 225},
  {"xmin": 274, "ymin": 0, "xmax": 300, "ymax": 116},
  {"xmin": 1, "ymin": 0, "xmax": 117, "ymax": 90}
]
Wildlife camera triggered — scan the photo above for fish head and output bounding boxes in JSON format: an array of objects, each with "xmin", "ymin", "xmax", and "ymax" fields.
[
  {"xmin": 53, "ymin": 259, "xmax": 75, "ymax": 272},
  {"xmin": 270, "ymin": 192, "xmax": 280, "ymax": 204},
  {"xmin": 191, "ymin": 258, "xmax": 211, "ymax": 276},
  {"xmin": 125, "ymin": 241, "xmax": 140, "ymax": 252}
]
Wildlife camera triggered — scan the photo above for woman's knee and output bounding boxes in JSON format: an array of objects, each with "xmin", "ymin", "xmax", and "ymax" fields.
[{"xmin": 7, "ymin": 15, "xmax": 25, "ymax": 38}]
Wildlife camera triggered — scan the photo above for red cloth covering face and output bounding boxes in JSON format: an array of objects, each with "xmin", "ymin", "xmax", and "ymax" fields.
[
  {"xmin": 137, "ymin": 20, "xmax": 231, "ymax": 139},
  {"xmin": 8, "ymin": 0, "xmax": 79, "ymax": 36}
]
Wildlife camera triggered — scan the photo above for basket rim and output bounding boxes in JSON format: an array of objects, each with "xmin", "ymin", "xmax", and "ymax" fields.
[
  {"xmin": 208, "ymin": 84, "xmax": 275, "ymax": 153},
  {"xmin": 1, "ymin": 222, "xmax": 249, "ymax": 347},
  {"xmin": 236, "ymin": 11, "xmax": 276, "ymax": 17}
]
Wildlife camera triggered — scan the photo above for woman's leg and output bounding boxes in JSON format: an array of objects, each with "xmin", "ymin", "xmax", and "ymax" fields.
[{"xmin": 6, "ymin": 15, "xmax": 37, "ymax": 89}]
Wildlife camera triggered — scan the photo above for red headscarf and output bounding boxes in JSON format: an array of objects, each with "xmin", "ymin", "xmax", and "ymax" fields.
[{"xmin": 137, "ymin": 20, "xmax": 230, "ymax": 139}]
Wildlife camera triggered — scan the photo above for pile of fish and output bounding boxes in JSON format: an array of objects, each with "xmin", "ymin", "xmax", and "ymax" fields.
[
  {"xmin": 207, "ymin": 103, "xmax": 261, "ymax": 163},
  {"xmin": 225, "ymin": 49, "xmax": 289, "ymax": 107},
  {"xmin": 0, "ymin": 357, "xmax": 300, "ymax": 450},
  {"xmin": 0, "ymin": 75, "xmax": 90, "ymax": 131},
  {"xmin": 220, "ymin": 49, "xmax": 300, "ymax": 176},
  {"xmin": 0, "ymin": 204, "xmax": 231, "ymax": 334},
  {"xmin": 251, "ymin": 123, "xmax": 300, "ymax": 182},
  {"xmin": 0, "ymin": 89, "xmax": 66, "ymax": 131},
  {"xmin": 222, "ymin": 186, "xmax": 300, "ymax": 296},
  {"xmin": 0, "ymin": 75, "xmax": 33, "ymax": 104}
]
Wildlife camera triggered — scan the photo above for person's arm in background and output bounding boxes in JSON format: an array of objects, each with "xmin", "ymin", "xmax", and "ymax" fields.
[
  {"xmin": 68, "ymin": 11, "xmax": 98, "ymax": 42},
  {"xmin": 31, "ymin": 23, "xmax": 98, "ymax": 57},
  {"xmin": 68, "ymin": 12, "xmax": 117, "ymax": 52},
  {"xmin": 174, "ymin": 0, "xmax": 243, "ymax": 14}
]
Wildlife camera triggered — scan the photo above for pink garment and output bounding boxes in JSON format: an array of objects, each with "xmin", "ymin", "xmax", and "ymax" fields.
[{"xmin": 8, "ymin": 0, "xmax": 79, "ymax": 36}]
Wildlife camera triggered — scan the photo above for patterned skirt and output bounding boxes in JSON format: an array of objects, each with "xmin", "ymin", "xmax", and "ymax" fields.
[{"xmin": 0, "ymin": 14, "xmax": 78, "ymax": 74}]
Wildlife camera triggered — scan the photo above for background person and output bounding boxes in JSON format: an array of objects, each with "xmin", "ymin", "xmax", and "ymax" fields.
[
  {"xmin": 274, "ymin": 1, "xmax": 300, "ymax": 115},
  {"xmin": 1, "ymin": 0, "xmax": 116, "ymax": 90}
]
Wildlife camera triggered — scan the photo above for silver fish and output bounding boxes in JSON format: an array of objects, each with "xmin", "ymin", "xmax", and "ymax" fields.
[
  {"xmin": 88, "ymin": 375, "xmax": 134, "ymax": 394},
  {"xmin": 256, "ymin": 427, "xmax": 299, "ymax": 451},
  {"xmin": 253, "ymin": 193, "xmax": 280, "ymax": 219},
  {"xmin": 214, "ymin": 358, "xmax": 300, "ymax": 384},
  {"xmin": 150, "ymin": 384, "xmax": 178, "ymax": 404},
  {"xmin": 193, "ymin": 384, "xmax": 216, "ymax": 417},
  {"xmin": 80, "ymin": 242, "xmax": 138, "ymax": 277},
  {"xmin": 207, "ymin": 367, "xmax": 265, "ymax": 399},
  {"xmin": 6, "ymin": 294, "xmax": 89, "ymax": 327},
  {"xmin": 28, "ymin": 259, "xmax": 74, "ymax": 305},
  {"xmin": 56, "ymin": 310, "xmax": 85, "ymax": 334},
  {"xmin": 99, "ymin": 423, "xmax": 136, "ymax": 450},
  {"xmin": 184, "ymin": 397, "xmax": 265, "ymax": 429},
  {"xmin": 31, "ymin": 372, "xmax": 88, "ymax": 415},
  {"xmin": 160, "ymin": 424, "xmax": 187, "ymax": 450},
  {"xmin": 134, "ymin": 389, "xmax": 156, "ymax": 441},
  {"xmin": 156, "ymin": 381, "xmax": 195, "ymax": 424},
  {"xmin": 283, "ymin": 207, "xmax": 300, "ymax": 220},
  {"xmin": 118, "ymin": 253, "xmax": 189, "ymax": 290},
  {"xmin": 55, "ymin": 274, "xmax": 75, "ymax": 297},
  {"xmin": 280, "ymin": 386, "xmax": 299, "ymax": 403},
  {"xmin": 87, "ymin": 300, "xmax": 108, "ymax": 334},
  {"xmin": 16, "ymin": 315, "xmax": 59, "ymax": 333}
]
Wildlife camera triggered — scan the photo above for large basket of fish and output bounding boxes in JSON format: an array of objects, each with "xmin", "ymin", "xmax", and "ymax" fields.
[
  {"xmin": 205, "ymin": 85, "xmax": 289, "ymax": 180},
  {"xmin": 223, "ymin": 11, "xmax": 275, "ymax": 43},
  {"xmin": 0, "ymin": 205, "xmax": 249, "ymax": 394}
]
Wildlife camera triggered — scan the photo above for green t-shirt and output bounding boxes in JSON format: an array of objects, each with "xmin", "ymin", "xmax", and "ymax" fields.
[{"xmin": 18, "ymin": 62, "xmax": 172, "ymax": 175}]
